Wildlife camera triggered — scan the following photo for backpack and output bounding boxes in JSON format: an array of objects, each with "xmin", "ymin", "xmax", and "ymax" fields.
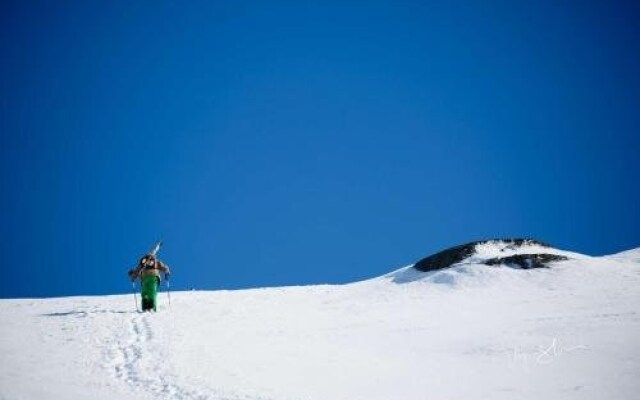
[{"xmin": 140, "ymin": 255, "xmax": 158, "ymax": 270}]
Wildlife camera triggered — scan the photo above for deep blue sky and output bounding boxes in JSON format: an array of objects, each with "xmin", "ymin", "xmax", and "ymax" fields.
[{"xmin": 1, "ymin": 1, "xmax": 639, "ymax": 298}]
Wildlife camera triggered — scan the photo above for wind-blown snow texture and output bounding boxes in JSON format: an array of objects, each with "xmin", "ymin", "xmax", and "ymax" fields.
[{"xmin": 1, "ymin": 243, "xmax": 640, "ymax": 400}]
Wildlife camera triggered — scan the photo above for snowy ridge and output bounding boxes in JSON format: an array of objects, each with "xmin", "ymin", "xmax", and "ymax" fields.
[
  {"xmin": 607, "ymin": 247, "xmax": 640, "ymax": 262},
  {"xmin": 382, "ymin": 240, "xmax": 590, "ymax": 285},
  {"xmin": 1, "ymin": 246, "xmax": 640, "ymax": 400}
]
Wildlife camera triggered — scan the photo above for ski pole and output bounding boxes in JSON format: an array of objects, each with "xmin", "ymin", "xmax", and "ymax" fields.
[
  {"xmin": 132, "ymin": 281, "xmax": 139, "ymax": 312},
  {"xmin": 166, "ymin": 278, "xmax": 171, "ymax": 308}
]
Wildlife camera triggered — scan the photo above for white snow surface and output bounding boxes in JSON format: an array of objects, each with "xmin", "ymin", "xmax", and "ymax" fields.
[{"xmin": 1, "ymin": 247, "xmax": 640, "ymax": 400}]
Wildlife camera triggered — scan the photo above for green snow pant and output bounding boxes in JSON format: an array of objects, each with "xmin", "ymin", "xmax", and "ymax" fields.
[{"xmin": 141, "ymin": 275, "xmax": 160, "ymax": 311}]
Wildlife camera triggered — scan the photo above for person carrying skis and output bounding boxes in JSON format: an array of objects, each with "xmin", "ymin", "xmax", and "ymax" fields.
[{"xmin": 128, "ymin": 249, "xmax": 171, "ymax": 312}]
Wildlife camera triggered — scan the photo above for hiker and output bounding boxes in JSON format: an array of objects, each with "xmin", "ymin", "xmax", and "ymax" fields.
[{"xmin": 128, "ymin": 247, "xmax": 171, "ymax": 312}]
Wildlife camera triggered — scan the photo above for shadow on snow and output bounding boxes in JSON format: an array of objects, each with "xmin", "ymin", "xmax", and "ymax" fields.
[{"xmin": 41, "ymin": 309, "xmax": 133, "ymax": 317}]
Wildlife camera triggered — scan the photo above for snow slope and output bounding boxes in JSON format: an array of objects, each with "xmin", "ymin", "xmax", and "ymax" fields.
[{"xmin": 1, "ymin": 247, "xmax": 640, "ymax": 400}]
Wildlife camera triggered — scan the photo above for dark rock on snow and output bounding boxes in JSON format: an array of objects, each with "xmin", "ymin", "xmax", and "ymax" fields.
[
  {"xmin": 413, "ymin": 239, "xmax": 564, "ymax": 272},
  {"xmin": 484, "ymin": 253, "xmax": 568, "ymax": 269}
]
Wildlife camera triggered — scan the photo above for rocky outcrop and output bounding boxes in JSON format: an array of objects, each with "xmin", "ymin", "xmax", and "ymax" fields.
[
  {"xmin": 484, "ymin": 253, "xmax": 568, "ymax": 269},
  {"xmin": 413, "ymin": 239, "xmax": 559, "ymax": 272},
  {"xmin": 413, "ymin": 242, "xmax": 479, "ymax": 272}
]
